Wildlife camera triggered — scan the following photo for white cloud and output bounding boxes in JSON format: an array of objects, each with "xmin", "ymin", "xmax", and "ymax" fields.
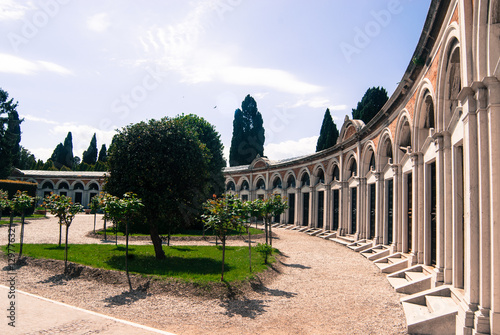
[
  {"xmin": 0, "ymin": 53, "xmax": 73, "ymax": 76},
  {"xmin": 290, "ymin": 98, "xmax": 348, "ymax": 110},
  {"xmin": 22, "ymin": 114, "xmax": 58, "ymax": 125},
  {"xmin": 0, "ymin": 0, "xmax": 33, "ymax": 20},
  {"xmin": 87, "ymin": 12, "xmax": 111, "ymax": 32},
  {"xmin": 264, "ymin": 136, "xmax": 318, "ymax": 161}
]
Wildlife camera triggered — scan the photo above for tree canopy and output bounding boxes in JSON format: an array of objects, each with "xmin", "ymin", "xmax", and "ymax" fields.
[
  {"xmin": 0, "ymin": 88, "xmax": 23, "ymax": 178},
  {"xmin": 50, "ymin": 132, "xmax": 74, "ymax": 170},
  {"xmin": 82, "ymin": 133, "xmax": 98, "ymax": 165},
  {"xmin": 229, "ymin": 95, "xmax": 265, "ymax": 166},
  {"xmin": 351, "ymin": 86, "xmax": 389, "ymax": 124},
  {"xmin": 106, "ymin": 117, "xmax": 213, "ymax": 260},
  {"xmin": 316, "ymin": 108, "xmax": 339, "ymax": 152}
]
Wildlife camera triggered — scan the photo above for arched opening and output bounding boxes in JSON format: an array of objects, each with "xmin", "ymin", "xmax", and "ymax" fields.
[
  {"xmin": 42, "ymin": 181, "xmax": 53, "ymax": 189},
  {"xmin": 417, "ymin": 91, "xmax": 435, "ymax": 150},
  {"xmin": 348, "ymin": 158, "xmax": 357, "ymax": 178},
  {"xmin": 332, "ymin": 165, "xmax": 340, "ymax": 181},
  {"xmin": 256, "ymin": 179, "xmax": 266, "ymax": 190},
  {"xmin": 241, "ymin": 180, "xmax": 249, "ymax": 190},
  {"xmin": 226, "ymin": 181, "xmax": 236, "ymax": 191},
  {"xmin": 301, "ymin": 173, "xmax": 310, "ymax": 187},
  {"xmin": 444, "ymin": 44, "xmax": 461, "ymax": 126},
  {"xmin": 73, "ymin": 182, "xmax": 84, "ymax": 204},
  {"xmin": 379, "ymin": 138, "xmax": 393, "ymax": 169},
  {"xmin": 74, "ymin": 182, "xmax": 84, "ymax": 190},
  {"xmin": 316, "ymin": 168, "xmax": 325, "ymax": 185},
  {"xmin": 272, "ymin": 176, "xmax": 282, "ymax": 189},
  {"xmin": 58, "ymin": 182, "xmax": 69, "ymax": 189},
  {"xmin": 287, "ymin": 175, "xmax": 296, "ymax": 188}
]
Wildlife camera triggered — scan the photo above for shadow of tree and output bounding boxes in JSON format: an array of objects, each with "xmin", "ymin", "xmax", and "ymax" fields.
[
  {"xmin": 38, "ymin": 273, "xmax": 69, "ymax": 286},
  {"xmin": 250, "ymin": 282, "xmax": 297, "ymax": 299},
  {"xmin": 219, "ymin": 298, "xmax": 268, "ymax": 319},
  {"xmin": 103, "ymin": 283, "xmax": 150, "ymax": 307},
  {"xmin": 281, "ymin": 263, "xmax": 311, "ymax": 270}
]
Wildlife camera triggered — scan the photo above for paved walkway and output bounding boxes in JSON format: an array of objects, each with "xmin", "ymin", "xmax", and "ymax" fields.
[{"xmin": 0, "ymin": 285, "xmax": 175, "ymax": 335}]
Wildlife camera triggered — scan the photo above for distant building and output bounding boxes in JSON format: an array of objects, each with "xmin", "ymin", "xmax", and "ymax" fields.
[{"xmin": 9, "ymin": 169, "xmax": 106, "ymax": 207}]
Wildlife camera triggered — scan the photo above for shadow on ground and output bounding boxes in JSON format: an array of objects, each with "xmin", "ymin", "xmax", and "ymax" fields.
[
  {"xmin": 219, "ymin": 298, "xmax": 268, "ymax": 319},
  {"xmin": 281, "ymin": 262, "xmax": 311, "ymax": 269},
  {"xmin": 103, "ymin": 282, "xmax": 151, "ymax": 307}
]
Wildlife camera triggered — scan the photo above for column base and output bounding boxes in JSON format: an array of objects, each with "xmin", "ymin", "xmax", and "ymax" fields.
[
  {"xmin": 473, "ymin": 308, "xmax": 490, "ymax": 334},
  {"xmin": 434, "ymin": 267, "xmax": 445, "ymax": 285},
  {"xmin": 490, "ymin": 311, "xmax": 500, "ymax": 335}
]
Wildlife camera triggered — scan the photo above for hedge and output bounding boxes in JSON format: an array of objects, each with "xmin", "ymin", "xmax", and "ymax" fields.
[{"xmin": 0, "ymin": 179, "xmax": 37, "ymax": 215}]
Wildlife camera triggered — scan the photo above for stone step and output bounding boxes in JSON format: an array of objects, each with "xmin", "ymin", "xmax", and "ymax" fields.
[
  {"xmin": 330, "ymin": 237, "xmax": 351, "ymax": 246},
  {"xmin": 319, "ymin": 232, "xmax": 336, "ymax": 239},
  {"xmin": 335, "ymin": 235, "xmax": 355, "ymax": 244},
  {"xmin": 425, "ymin": 296, "xmax": 457, "ymax": 314},
  {"xmin": 405, "ymin": 271, "xmax": 428, "ymax": 282},
  {"xmin": 387, "ymin": 277, "xmax": 409, "ymax": 288},
  {"xmin": 307, "ymin": 229, "xmax": 323, "ymax": 236}
]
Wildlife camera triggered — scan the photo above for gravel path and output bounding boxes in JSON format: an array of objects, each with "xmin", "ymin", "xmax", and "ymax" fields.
[{"xmin": 0, "ymin": 215, "xmax": 407, "ymax": 334}]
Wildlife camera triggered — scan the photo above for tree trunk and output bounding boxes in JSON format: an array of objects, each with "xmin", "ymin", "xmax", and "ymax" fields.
[
  {"xmin": 149, "ymin": 224, "xmax": 166, "ymax": 260},
  {"xmin": 103, "ymin": 217, "xmax": 107, "ymax": 240},
  {"xmin": 19, "ymin": 212, "xmax": 25, "ymax": 258},
  {"xmin": 264, "ymin": 217, "xmax": 269, "ymax": 245},
  {"xmin": 58, "ymin": 221, "xmax": 62, "ymax": 247},
  {"xmin": 248, "ymin": 227, "xmax": 252, "ymax": 273},
  {"xmin": 269, "ymin": 217, "xmax": 273, "ymax": 248},
  {"xmin": 93, "ymin": 213, "xmax": 96, "ymax": 233},
  {"xmin": 64, "ymin": 224, "xmax": 69, "ymax": 273},
  {"xmin": 7, "ymin": 212, "xmax": 13, "ymax": 250},
  {"xmin": 115, "ymin": 223, "xmax": 118, "ymax": 246},
  {"xmin": 126, "ymin": 219, "xmax": 132, "ymax": 291},
  {"xmin": 221, "ymin": 236, "xmax": 226, "ymax": 281}
]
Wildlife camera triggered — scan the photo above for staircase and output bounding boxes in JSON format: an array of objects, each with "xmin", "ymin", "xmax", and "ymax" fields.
[
  {"xmin": 330, "ymin": 234, "xmax": 355, "ymax": 246},
  {"xmin": 387, "ymin": 265, "xmax": 432, "ymax": 295},
  {"xmin": 360, "ymin": 245, "xmax": 391, "ymax": 261},
  {"xmin": 401, "ymin": 286, "xmax": 459, "ymax": 334},
  {"xmin": 373, "ymin": 253, "xmax": 410, "ymax": 273},
  {"xmin": 347, "ymin": 239, "xmax": 373, "ymax": 252}
]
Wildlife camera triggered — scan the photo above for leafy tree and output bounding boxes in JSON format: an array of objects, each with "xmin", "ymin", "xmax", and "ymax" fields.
[
  {"xmin": 98, "ymin": 144, "xmax": 107, "ymax": 162},
  {"xmin": 254, "ymin": 194, "xmax": 288, "ymax": 247},
  {"xmin": 0, "ymin": 189, "xmax": 9, "ymax": 222},
  {"xmin": 351, "ymin": 86, "xmax": 389, "ymax": 124},
  {"xmin": 45, "ymin": 194, "xmax": 82, "ymax": 272},
  {"xmin": 255, "ymin": 243, "xmax": 273, "ymax": 265},
  {"xmin": 11, "ymin": 190, "xmax": 34, "ymax": 259},
  {"xmin": 82, "ymin": 133, "xmax": 98, "ymax": 165},
  {"xmin": 202, "ymin": 195, "xmax": 244, "ymax": 281},
  {"xmin": 316, "ymin": 109, "xmax": 339, "ymax": 152},
  {"xmin": 17, "ymin": 147, "xmax": 37, "ymax": 169},
  {"xmin": 229, "ymin": 95, "xmax": 265, "ymax": 166},
  {"xmin": 104, "ymin": 192, "xmax": 143, "ymax": 291},
  {"xmin": 94, "ymin": 161, "xmax": 107, "ymax": 172},
  {"xmin": 90, "ymin": 194, "xmax": 102, "ymax": 233},
  {"xmin": 175, "ymin": 114, "xmax": 226, "ymax": 220},
  {"xmin": 106, "ymin": 117, "xmax": 210, "ymax": 260},
  {"xmin": 0, "ymin": 88, "xmax": 23, "ymax": 178},
  {"xmin": 50, "ymin": 132, "xmax": 74, "ymax": 169},
  {"xmin": 240, "ymin": 200, "xmax": 262, "ymax": 273}
]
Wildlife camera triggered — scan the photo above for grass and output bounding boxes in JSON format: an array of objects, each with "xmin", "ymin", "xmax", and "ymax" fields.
[
  {"xmin": 0, "ymin": 214, "xmax": 46, "ymax": 225},
  {"xmin": 4, "ymin": 243, "xmax": 276, "ymax": 283},
  {"xmin": 95, "ymin": 227, "xmax": 264, "ymax": 237}
]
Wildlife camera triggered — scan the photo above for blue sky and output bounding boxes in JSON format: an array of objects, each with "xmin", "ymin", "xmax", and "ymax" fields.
[{"xmin": 0, "ymin": 0, "xmax": 431, "ymax": 163}]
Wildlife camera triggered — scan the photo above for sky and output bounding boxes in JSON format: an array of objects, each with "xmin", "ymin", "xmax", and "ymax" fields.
[{"xmin": 0, "ymin": 0, "xmax": 432, "ymax": 164}]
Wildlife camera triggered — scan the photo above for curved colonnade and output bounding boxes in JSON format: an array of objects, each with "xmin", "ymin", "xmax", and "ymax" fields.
[{"xmin": 224, "ymin": 1, "xmax": 500, "ymax": 333}]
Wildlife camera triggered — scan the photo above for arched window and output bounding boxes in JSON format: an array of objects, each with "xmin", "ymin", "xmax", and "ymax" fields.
[
  {"xmin": 272, "ymin": 177, "xmax": 282, "ymax": 189},
  {"xmin": 349, "ymin": 159, "xmax": 357, "ymax": 177},
  {"xmin": 332, "ymin": 165, "xmax": 340, "ymax": 181},
  {"xmin": 42, "ymin": 181, "xmax": 54, "ymax": 189},
  {"xmin": 256, "ymin": 179, "xmax": 266, "ymax": 190},
  {"xmin": 73, "ymin": 182, "xmax": 84, "ymax": 190},
  {"xmin": 301, "ymin": 173, "xmax": 310, "ymax": 187},
  {"xmin": 369, "ymin": 152, "xmax": 376, "ymax": 171},
  {"xmin": 226, "ymin": 181, "xmax": 236, "ymax": 191},
  {"xmin": 88, "ymin": 183, "xmax": 99, "ymax": 191},
  {"xmin": 316, "ymin": 169, "xmax": 325, "ymax": 184},
  {"xmin": 58, "ymin": 182, "xmax": 69, "ymax": 189},
  {"xmin": 241, "ymin": 180, "xmax": 249, "ymax": 190},
  {"xmin": 287, "ymin": 175, "xmax": 296, "ymax": 188}
]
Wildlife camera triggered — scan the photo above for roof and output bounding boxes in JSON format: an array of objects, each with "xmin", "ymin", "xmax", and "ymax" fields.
[{"xmin": 12, "ymin": 169, "xmax": 108, "ymax": 179}]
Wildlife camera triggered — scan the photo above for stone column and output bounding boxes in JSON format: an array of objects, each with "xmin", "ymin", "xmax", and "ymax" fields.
[
  {"xmin": 473, "ymin": 82, "xmax": 492, "ymax": 334},
  {"xmin": 443, "ymin": 132, "xmax": 453, "ymax": 285},
  {"xmin": 358, "ymin": 177, "xmax": 367, "ymax": 239},
  {"xmin": 295, "ymin": 188, "xmax": 302, "ymax": 226},
  {"xmin": 392, "ymin": 164, "xmax": 401, "ymax": 252},
  {"xmin": 401, "ymin": 171, "xmax": 409, "ymax": 253},
  {"xmin": 486, "ymin": 77, "xmax": 500, "ymax": 333},
  {"xmin": 460, "ymin": 86, "xmax": 480, "ymax": 330},
  {"xmin": 435, "ymin": 134, "xmax": 445, "ymax": 283},
  {"xmin": 410, "ymin": 153, "xmax": 419, "ymax": 265},
  {"xmin": 374, "ymin": 172, "xmax": 383, "ymax": 245},
  {"xmin": 310, "ymin": 186, "xmax": 317, "ymax": 228},
  {"xmin": 417, "ymin": 153, "xmax": 425, "ymax": 264}
]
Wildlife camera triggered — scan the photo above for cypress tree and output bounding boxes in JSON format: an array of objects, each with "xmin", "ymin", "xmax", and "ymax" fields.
[
  {"xmin": 352, "ymin": 86, "xmax": 389, "ymax": 124},
  {"xmin": 82, "ymin": 133, "xmax": 98, "ymax": 165},
  {"xmin": 50, "ymin": 132, "xmax": 74, "ymax": 170},
  {"xmin": 229, "ymin": 95, "xmax": 265, "ymax": 166},
  {"xmin": 0, "ymin": 88, "xmax": 23, "ymax": 178},
  {"xmin": 316, "ymin": 108, "xmax": 339, "ymax": 152},
  {"xmin": 98, "ymin": 144, "xmax": 107, "ymax": 162}
]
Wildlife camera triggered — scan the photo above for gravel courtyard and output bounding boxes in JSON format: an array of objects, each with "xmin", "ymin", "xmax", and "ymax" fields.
[{"xmin": 1, "ymin": 215, "xmax": 407, "ymax": 334}]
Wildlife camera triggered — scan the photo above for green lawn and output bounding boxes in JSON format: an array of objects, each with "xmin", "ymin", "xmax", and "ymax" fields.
[
  {"xmin": 0, "ymin": 214, "xmax": 46, "ymax": 225},
  {"xmin": 95, "ymin": 227, "xmax": 264, "ymax": 237},
  {"xmin": 4, "ymin": 243, "xmax": 276, "ymax": 283}
]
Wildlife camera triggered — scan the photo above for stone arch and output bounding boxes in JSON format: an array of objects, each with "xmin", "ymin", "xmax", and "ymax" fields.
[
  {"xmin": 360, "ymin": 141, "xmax": 377, "ymax": 176},
  {"xmin": 298, "ymin": 168, "xmax": 311, "ymax": 187},
  {"xmin": 41, "ymin": 180, "xmax": 54, "ymax": 189},
  {"xmin": 87, "ymin": 182, "xmax": 100, "ymax": 191},
  {"xmin": 239, "ymin": 177, "xmax": 250, "ymax": 191},
  {"xmin": 377, "ymin": 130, "xmax": 394, "ymax": 170},
  {"xmin": 254, "ymin": 175, "xmax": 266, "ymax": 190},
  {"xmin": 284, "ymin": 171, "xmax": 297, "ymax": 188},
  {"xmin": 394, "ymin": 111, "xmax": 413, "ymax": 163},
  {"xmin": 436, "ymin": 26, "xmax": 461, "ymax": 131},
  {"xmin": 56, "ymin": 180, "xmax": 70, "ymax": 190},
  {"xmin": 72, "ymin": 181, "xmax": 85, "ymax": 190},
  {"xmin": 344, "ymin": 152, "xmax": 358, "ymax": 179},
  {"xmin": 312, "ymin": 164, "xmax": 326, "ymax": 185},
  {"xmin": 226, "ymin": 180, "xmax": 236, "ymax": 191},
  {"xmin": 271, "ymin": 173, "xmax": 283, "ymax": 189},
  {"xmin": 338, "ymin": 118, "xmax": 365, "ymax": 144},
  {"xmin": 414, "ymin": 82, "xmax": 436, "ymax": 150}
]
